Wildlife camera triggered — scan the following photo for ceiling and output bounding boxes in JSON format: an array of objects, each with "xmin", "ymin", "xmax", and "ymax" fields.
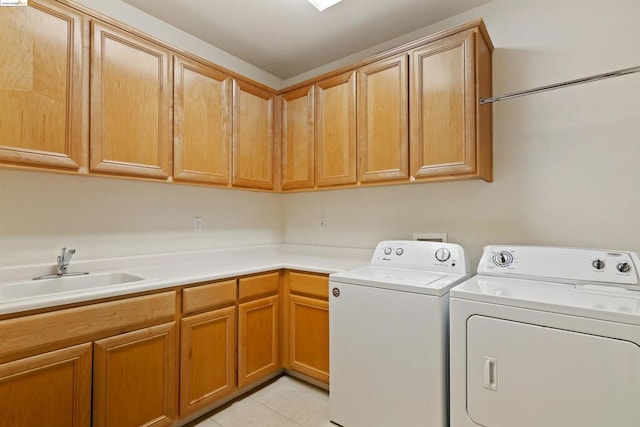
[{"xmin": 119, "ymin": 0, "xmax": 492, "ymax": 80}]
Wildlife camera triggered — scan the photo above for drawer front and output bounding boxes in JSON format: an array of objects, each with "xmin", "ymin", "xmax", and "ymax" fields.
[
  {"xmin": 0, "ymin": 291, "xmax": 176, "ymax": 364},
  {"xmin": 288, "ymin": 272, "xmax": 329, "ymax": 300},
  {"xmin": 238, "ymin": 272, "xmax": 280, "ymax": 302},
  {"xmin": 182, "ymin": 279, "xmax": 236, "ymax": 315}
]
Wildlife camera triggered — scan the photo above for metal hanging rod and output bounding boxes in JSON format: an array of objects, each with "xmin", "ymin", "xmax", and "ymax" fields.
[{"xmin": 480, "ymin": 65, "xmax": 640, "ymax": 105}]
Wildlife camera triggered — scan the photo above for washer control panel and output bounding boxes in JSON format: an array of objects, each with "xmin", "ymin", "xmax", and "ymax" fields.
[
  {"xmin": 371, "ymin": 240, "xmax": 470, "ymax": 274},
  {"xmin": 479, "ymin": 246, "xmax": 640, "ymax": 287}
]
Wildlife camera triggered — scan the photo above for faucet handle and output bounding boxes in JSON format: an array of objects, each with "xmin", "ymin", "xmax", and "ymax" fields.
[
  {"xmin": 58, "ymin": 248, "xmax": 76, "ymax": 267},
  {"xmin": 64, "ymin": 248, "xmax": 76, "ymax": 263},
  {"xmin": 58, "ymin": 247, "xmax": 67, "ymax": 263}
]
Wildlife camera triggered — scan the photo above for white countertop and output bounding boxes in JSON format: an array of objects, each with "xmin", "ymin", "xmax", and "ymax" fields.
[{"xmin": 0, "ymin": 244, "xmax": 372, "ymax": 316}]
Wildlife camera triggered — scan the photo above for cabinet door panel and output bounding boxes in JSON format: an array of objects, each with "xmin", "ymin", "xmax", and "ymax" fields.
[
  {"xmin": 315, "ymin": 71, "xmax": 357, "ymax": 187},
  {"xmin": 358, "ymin": 55, "xmax": 409, "ymax": 182},
  {"xmin": 289, "ymin": 295, "xmax": 329, "ymax": 384},
  {"xmin": 90, "ymin": 21, "xmax": 171, "ymax": 179},
  {"xmin": 281, "ymin": 86, "xmax": 315, "ymax": 190},
  {"xmin": 232, "ymin": 81, "xmax": 275, "ymax": 189},
  {"xmin": 174, "ymin": 56, "xmax": 232, "ymax": 184},
  {"xmin": 0, "ymin": 0, "xmax": 85, "ymax": 169},
  {"xmin": 238, "ymin": 295, "xmax": 279, "ymax": 388},
  {"xmin": 0, "ymin": 343, "xmax": 91, "ymax": 427},
  {"xmin": 180, "ymin": 306, "xmax": 236, "ymax": 416},
  {"xmin": 410, "ymin": 30, "xmax": 476, "ymax": 178},
  {"xmin": 93, "ymin": 322, "xmax": 177, "ymax": 427}
]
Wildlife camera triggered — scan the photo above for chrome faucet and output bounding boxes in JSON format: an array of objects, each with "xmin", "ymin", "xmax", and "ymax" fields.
[
  {"xmin": 32, "ymin": 247, "xmax": 89, "ymax": 280},
  {"xmin": 57, "ymin": 247, "xmax": 75, "ymax": 275}
]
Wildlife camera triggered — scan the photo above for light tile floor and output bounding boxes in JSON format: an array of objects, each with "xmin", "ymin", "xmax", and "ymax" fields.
[{"xmin": 192, "ymin": 376, "xmax": 333, "ymax": 427}]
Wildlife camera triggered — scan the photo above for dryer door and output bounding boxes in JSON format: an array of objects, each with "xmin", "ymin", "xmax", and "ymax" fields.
[{"xmin": 467, "ymin": 315, "xmax": 640, "ymax": 427}]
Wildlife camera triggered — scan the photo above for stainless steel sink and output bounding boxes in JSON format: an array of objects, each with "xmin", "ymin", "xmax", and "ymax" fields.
[{"xmin": 0, "ymin": 272, "xmax": 146, "ymax": 300}]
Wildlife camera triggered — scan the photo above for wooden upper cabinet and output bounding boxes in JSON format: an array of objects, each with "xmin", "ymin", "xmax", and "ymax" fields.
[
  {"xmin": 315, "ymin": 71, "xmax": 357, "ymax": 187},
  {"xmin": 232, "ymin": 81, "xmax": 275, "ymax": 190},
  {"xmin": 357, "ymin": 55, "xmax": 409, "ymax": 183},
  {"xmin": 174, "ymin": 56, "xmax": 232, "ymax": 185},
  {"xmin": 281, "ymin": 86, "xmax": 315, "ymax": 190},
  {"xmin": 0, "ymin": 0, "xmax": 85, "ymax": 170},
  {"xmin": 409, "ymin": 28, "xmax": 492, "ymax": 181},
  {"xmin": 90, "ymin": 21, "xmax": 171, "ymax": 179}
]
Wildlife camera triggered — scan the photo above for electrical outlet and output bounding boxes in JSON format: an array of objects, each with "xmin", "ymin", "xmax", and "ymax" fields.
[
  {"xmin": 193, "ymin": 217, "xmax": 203, "ymax": 232},
  {"xmin": 320, "ymin": 217, "xmax": 327, "ymax": 230}
]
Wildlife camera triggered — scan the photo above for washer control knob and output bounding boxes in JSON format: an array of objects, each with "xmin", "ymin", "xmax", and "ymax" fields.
[
  {"xmin": 592, "ymin": 259, "xmax": 606, "ymax": 270},
  {"xmin": 395, "ymin": 248, "xmax": 404, "ymax": 256},
  {"xmin": 492, "ymin": 251, "xmax": 513, "ymax": 267},
  {"xmin": 383, "ymin": 247, "xmax": 392, "ymax": 255},
  {"xmin": 434, "ymin": 248, "xmax": 451, "ymax": 262},
  {"xmin": 617, "ymin": 262, "xmax": 632, "ymax": 273}
]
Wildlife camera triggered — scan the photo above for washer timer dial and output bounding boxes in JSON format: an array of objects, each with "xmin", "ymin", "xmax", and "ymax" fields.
[
  {"xmin": 434, "ymin": 248, "xmax": 451, "ymax": 262},
  {"xmin": 493, "ymin": 251, "xmax": 514, "ymax": 267}
]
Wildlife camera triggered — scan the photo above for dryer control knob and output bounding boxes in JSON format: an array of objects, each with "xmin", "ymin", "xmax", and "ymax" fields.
[
  {"xmin": 492, "ymin": 251, "xmax": 513, "ymax": 267},
  {"xmin": 383, "ymin": 247, "xmax": 392, "ymax": 255},
  {"xmin": 617, "ymin": 262, "xmax": 631, "ymax": 273},
  {"xmin": 592, "ymin": 259, "xmax": 606, "ymax": 270},
  {"xmin": 435, "ymin": 248, "xmax": 451, "ymax": 262}
]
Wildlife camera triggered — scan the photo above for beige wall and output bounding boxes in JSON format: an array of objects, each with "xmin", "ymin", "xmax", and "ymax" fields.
[
  {"xmin": 0, "ymin": 170, "xmax": 283, "ymax": 266},
  {"xmin": 1, "ymin": 0, "xmax": 639, "ymax": 268},
  {"xmin": 283, "ymin": 0, "xmax": 640, "ymax": 266}
]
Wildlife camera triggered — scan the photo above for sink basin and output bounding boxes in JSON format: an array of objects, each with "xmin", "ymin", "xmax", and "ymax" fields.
[{"xmin": 0, "ymin": 272, "xmax": 146, "ymax": 300}]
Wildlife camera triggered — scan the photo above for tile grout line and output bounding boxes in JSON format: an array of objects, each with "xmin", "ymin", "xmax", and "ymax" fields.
[{"xmin": 248, "ymin": 395, "xmax": 305, "ymax": 426}]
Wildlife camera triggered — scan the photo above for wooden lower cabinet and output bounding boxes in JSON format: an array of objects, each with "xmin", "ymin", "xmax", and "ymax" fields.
[
  {"xmin": 93, "ymin": 322, "xmax": 177, "ymax": 427},
  {"xmin": 180, "ymin": 305, "xmax": 236, "ymax": 416},
  {"xmin": 238, "ymin": 294, "xmax": 280, "ymax": 388},
  {"xmin": 0, "ymin": 343, "xmax": 92, "ymax": 427},
  {"xmin": 288, "ymin": 294, "xmax": 329, "ymax": 384},
  {"xmin": 285, "ymin": 272, "xmax": 330, "ymax": 384}
]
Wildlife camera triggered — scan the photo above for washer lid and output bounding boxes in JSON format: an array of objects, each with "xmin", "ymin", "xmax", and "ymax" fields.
[
  {"xmin": 451, "ymin": 276, "xmax": 640, "ymax": 325},
  {"xmin": 330, "ymin": 266, "xmax": 469, "ymax": 295}
]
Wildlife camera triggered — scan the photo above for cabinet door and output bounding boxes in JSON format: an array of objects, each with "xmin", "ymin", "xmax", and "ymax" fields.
[
  {"xmin": 232, "ymin": 81, "xmax": 275, "ymax": 189},
  {"xmin": 0, "ymin": 0, "xmax": 85, "ymax": 170},
  {"xmin": 93, "ymin": 322, "xmax": 177, "ymax": 427},
  {"xmin": 90, "ymin": 21, "xmax": 171, "ymax": 179},
  {"xmin": 281, "ymin": 86, "xmax": 315, "ymax": 190},
  {"xmin": 180, "ymin": 306, "xmax": 236, "ymax": 416},
  {"xmin": 174, "ymin": 55, "xmax": 232, "ymax": 185},
  {"xmin": 315, "ymin": 71, "xmax": 357, "ymax": 187},
  {"xmin": 358, "ymin": 55, "xmax": 409, "ymax": 182},
  {"xmin": 238, "ymin": 295, "xmax": 279, "ymax": 388},
  {"xmin": 410, "ymin": 29, "xmax": 476, "ymax": 179},
  {"xmin": 289, "ymin": 294, "xmax": 329, "ymax": 384},
  {"xmin": 0, "ymin": 343, "xmax": 91, "ymax": 427}
]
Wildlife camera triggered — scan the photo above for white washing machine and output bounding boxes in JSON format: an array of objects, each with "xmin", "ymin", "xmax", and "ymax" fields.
[
  {"xmin": 329, "ymin": 240, "xmax": 471, "ymax": 427},
  {"xmin": 450, "ymin": 245, "xmax": 640, "ymax": 427}
]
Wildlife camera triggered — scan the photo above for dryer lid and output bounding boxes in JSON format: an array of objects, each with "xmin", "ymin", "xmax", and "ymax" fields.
[{"xmin": 451, "ymin": 275, "xmax": 640, "ymax": 325}]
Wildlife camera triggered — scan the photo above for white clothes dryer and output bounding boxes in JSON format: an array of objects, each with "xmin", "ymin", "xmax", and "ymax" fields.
[
  {"xmin": 450, "ymin": 245, "xmax": 640, "ymax": 427},
  {"xmin": 329, "ymin": 240, "xmax": 471, "ymax": 427}
]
